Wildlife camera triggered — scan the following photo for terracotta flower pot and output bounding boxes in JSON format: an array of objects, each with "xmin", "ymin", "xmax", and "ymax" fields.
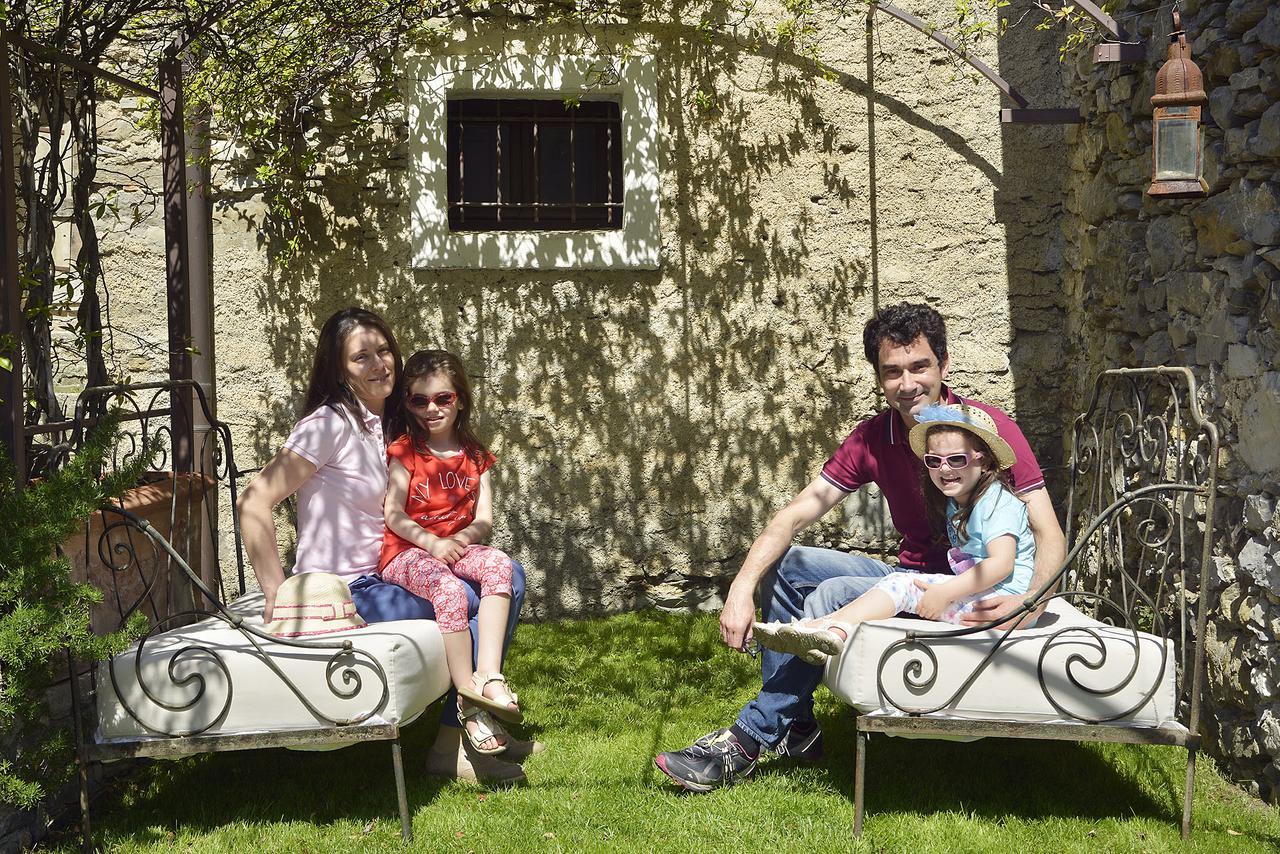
[{"xmin": 64, "ymin": 472, "xmax": 214, "ymax": 634}]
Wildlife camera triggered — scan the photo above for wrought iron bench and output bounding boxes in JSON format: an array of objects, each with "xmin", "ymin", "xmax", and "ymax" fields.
[
  {"xmin": 49, "ymin": 381, "xmax": 445, "ymax": 850},
  {"xmin": 823, "ymin": 367, "xmax": 1218, "ymax": 840}
]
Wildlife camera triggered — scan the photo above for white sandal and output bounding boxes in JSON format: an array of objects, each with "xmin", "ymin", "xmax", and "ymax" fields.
[
  {"xmin": 752, "ymin": 619, "xmax": 852, "ymax": 664},
  {"xmin": 457, "ymin": 671, "xmax": 523, "ymax": 724},
  {"xmin": 472, "ymin": 672, "xmax": 523, "ymax": 724},
  {"xmin": 752, "ymin": 621, "xmax": 825, "ymax": 665},
  {"xmin": 781, "ymin": 620, "xmax": 854, "ymax": 658},
  {"xmin": 457, "ymin": 697, "xmax": 509, "ymax": 755}
]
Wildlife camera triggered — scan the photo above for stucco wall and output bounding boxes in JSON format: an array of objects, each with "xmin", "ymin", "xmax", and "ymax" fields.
[{"xmin": 79, "ymin": 5, "xmax": 1069, "ymax": 622}]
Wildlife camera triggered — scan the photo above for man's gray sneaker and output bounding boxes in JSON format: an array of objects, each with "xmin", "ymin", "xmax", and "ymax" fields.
[
  {"xmin": 654, "ymin": 729, "xmax": 758, "ymax": 792},
  {"xmin": 775, "ymin": 722, "xmax": 823, "ymax": 763}
]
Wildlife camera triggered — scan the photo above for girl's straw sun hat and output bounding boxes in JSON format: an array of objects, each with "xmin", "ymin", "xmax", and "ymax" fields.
[
  {"xmin": 262, "ymin": 573, "xmax": 368, "ymax": 638},
  {"xmin": 908, "ymin": 403, "xmax": 1017, "ymax": 471}
]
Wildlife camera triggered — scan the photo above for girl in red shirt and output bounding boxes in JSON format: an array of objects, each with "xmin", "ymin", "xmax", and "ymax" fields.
[{"xmin": 380, "ymin": 350, "xmax": 523, "ymax": 755}]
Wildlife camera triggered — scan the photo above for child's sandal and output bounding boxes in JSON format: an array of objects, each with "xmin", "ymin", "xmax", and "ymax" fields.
[
  {"xmin": 474, "ymin": 672, "xmax": 523, "ymax": 724},
  {"xmin": 752, "ymin": 620, "xmax": 827, "ymax": 666},
  {"xmin": 457, "ymin": 697, "xmax": 509, "ymax": 755},
  {"xmin": 457, "ymin": 674, "xmax": 522, "ymax": 724},
  {"xmin": 780, "ymin": 620, "xmax": 854, "ymax": 658}
]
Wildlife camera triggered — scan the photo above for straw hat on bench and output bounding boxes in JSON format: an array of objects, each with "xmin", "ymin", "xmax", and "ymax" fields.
[{"xmin": 263, "ymin": 573, "xmax": 368, "ymax": 638}]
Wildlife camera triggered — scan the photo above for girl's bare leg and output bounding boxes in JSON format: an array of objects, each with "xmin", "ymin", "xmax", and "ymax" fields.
[
  {"xmin": 476, "ymin": 594, "xmax": 517, "ymax": 709},
  {"xmin": 443, "ymin": 628, "xmax": 506, "ymax": 751},
  {"xmin": 806, "ymin": 589, "xmax": 898, "ymax": 641}
]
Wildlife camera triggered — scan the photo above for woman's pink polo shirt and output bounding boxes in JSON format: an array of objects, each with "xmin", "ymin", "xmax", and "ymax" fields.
[{"xmin": 282, "ymin": 401, "xmax": 388, "ymax": 581}]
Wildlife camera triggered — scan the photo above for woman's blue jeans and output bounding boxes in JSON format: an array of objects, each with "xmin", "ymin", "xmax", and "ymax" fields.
[
  {"xmin": 349, "ymin": 560, "xmax": 526, "ymax": 728},
  {"xmin": 733, "ymin": 546, "xmax": 894, "ymax": 749}
]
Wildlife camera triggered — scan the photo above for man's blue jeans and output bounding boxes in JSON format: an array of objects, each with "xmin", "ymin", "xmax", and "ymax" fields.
[
  {"xmin": 734, "ymin": 546, "xmax": 893, "ymax": 749},
  {"xmin": 349, "ymin": 560, "xmax": 526, "ymax": 728}
]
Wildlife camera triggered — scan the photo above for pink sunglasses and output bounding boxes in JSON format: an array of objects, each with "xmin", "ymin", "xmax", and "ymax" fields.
[
  {"xmin": 922, "ymin": 450, "xmax": 983, "ymax": 470},
  {"xmin": 407, "ymin": 391, "xmax": 458, "ymax": 409}
]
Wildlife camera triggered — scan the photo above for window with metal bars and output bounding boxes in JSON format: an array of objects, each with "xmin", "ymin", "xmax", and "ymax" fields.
[{"xmin": 446, "ymin": 98, "xmax": 624, "ymax": 231}]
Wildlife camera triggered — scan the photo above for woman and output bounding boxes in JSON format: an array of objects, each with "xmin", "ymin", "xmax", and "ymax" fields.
[{"xmin": 238, "ymin": 306, "xmax": 536, "ymax": 783}]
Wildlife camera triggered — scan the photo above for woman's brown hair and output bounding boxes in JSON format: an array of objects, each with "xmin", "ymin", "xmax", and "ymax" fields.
[
  {"xmin": 921, "ymin": 425, "xmax": 1010, "ymax": 546},
  {"xmin": 303, "ymin": 307, "xmax": 403, "ymax": 432},
  {"xmin": 389, "ymin": 350, "xmax": 490, "ymax": 464}
]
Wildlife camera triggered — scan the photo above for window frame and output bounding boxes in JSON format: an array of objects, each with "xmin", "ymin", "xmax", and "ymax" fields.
[
  {"xmin": 406, "ymin": 53, "xmax": 659, "ymax": 270},
  {"xmin": 446, "ymin": 97, "xmax": 625, "ymax": 232}
]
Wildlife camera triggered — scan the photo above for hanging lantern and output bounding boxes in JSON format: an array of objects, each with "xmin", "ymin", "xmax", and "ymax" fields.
[{"xmin": 1149, "ymin": 12, "xmax": 1208, "ymax": 198}]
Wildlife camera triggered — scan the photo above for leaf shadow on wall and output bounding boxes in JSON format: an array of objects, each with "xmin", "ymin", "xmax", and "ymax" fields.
[{"xmin": 216, "ymin": 13, "xmax": 1029, "ymax": 628}]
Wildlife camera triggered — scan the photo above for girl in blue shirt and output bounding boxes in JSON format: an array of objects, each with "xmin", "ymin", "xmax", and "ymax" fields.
[{"xmin": 754, "ymin": 403, "xmax": 1037, "ymax": 663}]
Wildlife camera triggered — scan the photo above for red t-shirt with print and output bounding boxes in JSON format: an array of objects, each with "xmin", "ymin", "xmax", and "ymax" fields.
[{"xmin": 378, "ymin": 435, "xmax": 496, "ymax": 569}]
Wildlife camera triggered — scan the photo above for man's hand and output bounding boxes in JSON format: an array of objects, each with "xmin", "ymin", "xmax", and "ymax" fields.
[
  {"xmin": 958, "ymin": 593, "xmax": 1042, "ymax": 630},
  {"xmin": 714, "ymin": 475, "xmax": 845, "ymax": 652},
  {"xmin": 429, "ymin": 537, "xmax": 466, "ymax": 565},
  {"xmin": 914, "ymin": 580, "xmax": 954, "ymax": 621},
  {"xmin": 719, "ymin": 584, "xmax": 756, "ymax": 652}
]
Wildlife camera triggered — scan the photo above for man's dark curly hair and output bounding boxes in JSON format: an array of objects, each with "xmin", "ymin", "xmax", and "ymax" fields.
[{"xmin": 861, "ymin": 302, "xmax": 948, "ymax": 370}]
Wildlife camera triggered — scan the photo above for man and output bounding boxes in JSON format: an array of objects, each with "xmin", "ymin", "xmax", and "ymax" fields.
[{"xmin": 654, "ymin": 302, "xmax": 1066, "ymax": 791}]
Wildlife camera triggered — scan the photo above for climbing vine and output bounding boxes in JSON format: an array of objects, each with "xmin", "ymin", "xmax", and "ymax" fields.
[{"xmin": 1, "ymin": 0, "xmax": 1106, "ymax": 444}]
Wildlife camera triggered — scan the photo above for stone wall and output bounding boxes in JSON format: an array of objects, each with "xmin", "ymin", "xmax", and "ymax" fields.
[{"xmin": 1057, "ymin": 0, "xmax": 1280, "ymax": 802}]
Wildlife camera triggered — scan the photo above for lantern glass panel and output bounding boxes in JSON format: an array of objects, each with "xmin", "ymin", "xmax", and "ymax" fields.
[{"xmin": 1155, "ymin": 114, "xmax": 1199, "ymax": 180}]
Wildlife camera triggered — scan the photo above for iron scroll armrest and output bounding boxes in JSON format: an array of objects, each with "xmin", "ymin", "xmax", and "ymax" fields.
[
  {"xmin": 94, "ymin": 505, "xmax": 391, "ymax": 738},
  {"xmin": 873, "ymin": 483, "xmax": 1205, "ymax": 721}
]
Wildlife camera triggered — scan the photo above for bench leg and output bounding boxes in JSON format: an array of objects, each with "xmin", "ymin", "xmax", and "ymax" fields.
[
  {"xmin": 78, "ymin": 751, "xmax": 93, "ymax": 854},
  {"xmin": 391, "ymin": 736, "xmax": 412, "ymax": 842},
  {"xmin": 69, "ymin": 647, "xmax": 94, "ymax": 854},
  {"xmin": 853, "ymin": 724, "xmax": 867, "ymax": 838},
  {"xmin": 1181, "ymin": 746, "xmax": 1196, "ymax": 840}
]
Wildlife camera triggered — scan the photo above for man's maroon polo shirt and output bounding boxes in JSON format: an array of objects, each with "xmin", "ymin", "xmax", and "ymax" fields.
[{"xmin": 819, "ymin": 385, "xmax": 1046, "ymax": 573}]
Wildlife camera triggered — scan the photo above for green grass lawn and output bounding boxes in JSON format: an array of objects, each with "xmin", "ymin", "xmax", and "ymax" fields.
[{"xmin": 64, "ymin": 611, "xmax": 1279, "ymax": 852}]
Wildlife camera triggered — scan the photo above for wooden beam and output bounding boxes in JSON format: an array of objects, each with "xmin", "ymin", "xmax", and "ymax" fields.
[
  {"xmin": 1000, "ymin": 107, "xmax": 1083, "ymax": 124},
  {"xmin": 86, "ymin": 723, "xmax": 401, "ymax": 761},
  {"xmin": 1, "ymin": 31, "xmax": 157, "ymax": 99},
  {"xmin": 0, "ymin": 29, "xmax": 25, "ymax": 483},
  {"xmin": 1094, "ymin": 42, "xmax": 1144, "ymax": 64},
  {"xmin": 159, "ymin": 51, "xmax": 193, "ymax": 472},
  {"xmin": 857, "ymin": 714, "xmax": 1193, "ymax": 746},
  {"xmin": 1073, "ymin": 0, "xmax": 1129, "ymax": 41}
]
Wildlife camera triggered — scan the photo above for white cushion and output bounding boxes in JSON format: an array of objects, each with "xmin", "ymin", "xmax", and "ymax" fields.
[
  {"xmin": 823, "ymin": 597, "xmax": 1178, "ymax": 727},
  {"xmin": 96, "ymin": 592, "xmax": 450, "ymax": 744}
]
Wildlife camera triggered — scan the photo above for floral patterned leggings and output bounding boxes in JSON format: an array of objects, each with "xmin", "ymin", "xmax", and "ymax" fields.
[
  {"xmin": 870, "ymin": 571, "xmax": 1006, "ymax": 625},
  {"xmin": 380, "ymin": 545, "xmax": 514, "ymax": 633}
]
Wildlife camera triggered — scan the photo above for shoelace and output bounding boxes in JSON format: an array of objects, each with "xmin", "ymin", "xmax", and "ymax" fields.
[
  {"xmin": 777, "ymin": 726, "xmax": 819, "ymax": 756},
  {"xmin": 689, "ymin": 730, "xmax": 726, "ymax": 752},
  {"xmin": 721, "ymin": 750, "xmax": 739, "ymax": 786},
  {"xmin": 720, "ymin": 739, "xmax": 756, "ymax": 786}
]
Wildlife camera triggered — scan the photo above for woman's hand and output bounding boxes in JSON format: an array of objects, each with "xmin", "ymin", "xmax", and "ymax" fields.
[
  {"xmin": 261, "ymin": 577, "xmax": 281, "ymax": 623},
  {"xmin": 429, "ymin": 537, "xmax": 466, "ymax": 565}
]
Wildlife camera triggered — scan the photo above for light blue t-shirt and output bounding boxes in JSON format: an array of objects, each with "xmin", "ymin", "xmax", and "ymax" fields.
[{"xmin": 947, "ymin": 482, "xmax": 1036, "ymax": 596}]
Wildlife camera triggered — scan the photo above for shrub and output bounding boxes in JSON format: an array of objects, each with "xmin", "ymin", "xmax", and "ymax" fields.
[{"xmin": 0, "ymin": 416, "xmax": 151, "ymax": 809}]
